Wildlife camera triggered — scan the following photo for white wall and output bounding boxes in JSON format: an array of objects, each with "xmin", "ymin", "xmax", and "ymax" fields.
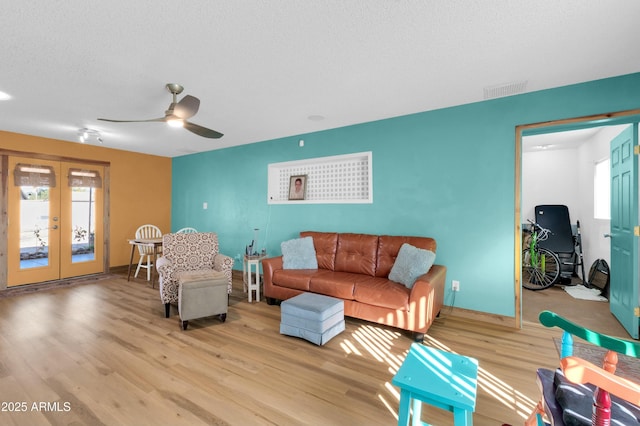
[
  {"xmin": 522, "ymin": 148, "xmax": 581, "ymax": 223},
  {"xmin": 523, "ymin": 124, "xmax": 628, "ymax": 279}
]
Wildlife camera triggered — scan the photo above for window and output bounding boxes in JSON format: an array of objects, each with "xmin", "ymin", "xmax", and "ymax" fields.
[{"xmin": 594, "ymin": 158, "xmax": 610, "ymax": 220}]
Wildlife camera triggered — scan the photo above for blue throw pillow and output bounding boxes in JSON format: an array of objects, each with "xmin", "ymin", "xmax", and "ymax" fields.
[
  {"xmin": 389, "ymin": 243, "xmax": 436, "ymax": 289},
  {"xmin": 281, "ymin": 236, "xmax": 318, "ymax": 269}
]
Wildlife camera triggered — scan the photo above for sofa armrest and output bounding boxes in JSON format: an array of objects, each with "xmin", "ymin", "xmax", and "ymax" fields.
[
  {"xmin": 213, "ymin": 253, "xmax": 234, "ymax": 271},
  {"xmin": 156, "ymin": 255, "xmax": 181, "ymax": 304},
  {"xmin": 262, "ymin": 256, "xmax": 283, "ymax": 294},
  {"xmin": 409, "ymin": 264, "xmax": 446, "ymax": 316},
  {"xmin": 213, "ymin": 253, "xmax": 235, "ymax": 293},
  {"xmin": 156, "ymin": 255, "xmax": 172, "ymax": 277},
  {"xmin": 561, "ymin": 356, "xmax": 640, "ymax": 406}
]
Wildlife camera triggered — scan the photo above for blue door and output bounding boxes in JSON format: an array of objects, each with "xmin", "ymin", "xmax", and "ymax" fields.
[{"xmin": 609, "ymin": 124, "xmax": 639, "ymax": 339}]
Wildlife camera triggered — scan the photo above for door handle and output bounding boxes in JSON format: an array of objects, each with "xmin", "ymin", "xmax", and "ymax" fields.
[{"xmin": 604, "ymin": 234, "xmax": 611, "ymax": 238}]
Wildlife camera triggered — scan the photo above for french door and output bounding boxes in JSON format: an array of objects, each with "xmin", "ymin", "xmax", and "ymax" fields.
[
  {"xmin": 609, "ymin": 125, "xmax": 639, "ymax": 338},
  {"xmin": 7, "ymin": 156, "xmax": 104, "ymax": 286}
]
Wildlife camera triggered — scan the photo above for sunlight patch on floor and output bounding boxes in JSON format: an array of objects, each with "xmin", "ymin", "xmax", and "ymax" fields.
[
  {"xmin": 424, "ymin": 334, "xmax": 536, "ymax": 421},
  {"xmin": 348, "ymin": 324, "xmax": 404, "ymax": 369},
  {"xmin": 337, "ymin": 323, "xmax": 406, "ymax": 418},
  {"xmin": 337, "ymin": 322, "xmax": 538, "ymax": 422}
]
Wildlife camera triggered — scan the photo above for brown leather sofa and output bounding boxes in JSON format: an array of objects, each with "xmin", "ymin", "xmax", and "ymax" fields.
[{"xmin": 262, "ymin": 231, "xmax": 446, "ymax": 341}]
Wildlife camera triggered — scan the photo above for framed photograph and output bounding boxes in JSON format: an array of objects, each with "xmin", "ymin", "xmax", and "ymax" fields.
[{"xmin": 288, "ymin": 175, "xmax": 307, "ymax": 200}]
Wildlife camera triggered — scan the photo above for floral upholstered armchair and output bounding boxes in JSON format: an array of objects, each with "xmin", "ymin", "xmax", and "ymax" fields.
[{"xmin": 156, "ymin": 232, "xmax": 234, "ymax": 318}]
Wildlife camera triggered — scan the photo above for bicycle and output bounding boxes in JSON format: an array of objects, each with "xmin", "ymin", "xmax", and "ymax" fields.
[{"xmin": 522, "ymin": 220, "xmax": 561, "ymax": 290}]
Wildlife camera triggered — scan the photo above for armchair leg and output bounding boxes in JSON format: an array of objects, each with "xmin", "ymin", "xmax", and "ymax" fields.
[
  {"xmin": 181, "ymin": 320, "xmax": 188, "ymax": 330},
  {"xmin": 413, "ymin": 332, "xmax": 425, "ymax": 342},
  {"xmin": 165, "ymin": 303, "xmax": 171, "ymax": 318}
]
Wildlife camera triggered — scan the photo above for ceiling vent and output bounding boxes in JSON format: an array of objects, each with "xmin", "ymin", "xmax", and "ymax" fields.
[{"xmin": 483, "ymin": 80, "xmax": 528, "ymax": 100}]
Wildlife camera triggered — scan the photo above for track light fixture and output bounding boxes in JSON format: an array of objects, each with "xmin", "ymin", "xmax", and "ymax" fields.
[{"xmin": 77, "ymin": 128, "xmax": 103, "ymax": 144}]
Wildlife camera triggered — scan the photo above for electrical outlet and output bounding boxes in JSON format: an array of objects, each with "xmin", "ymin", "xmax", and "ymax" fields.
[{"xmin": 452, "ymin": 280, "xmax": 460, "ymax": 292}]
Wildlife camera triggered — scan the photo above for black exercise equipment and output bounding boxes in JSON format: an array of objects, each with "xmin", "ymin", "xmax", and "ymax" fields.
[{"xmin": 535, "ymin": 204, "xmax": 586, "ymax": 285}]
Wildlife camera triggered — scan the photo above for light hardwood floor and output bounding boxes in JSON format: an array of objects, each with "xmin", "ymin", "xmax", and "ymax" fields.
[
  {"xmin": 0, "ymin": 273, "xmax": 630, "ymax": 425},
  {"xmin": 522, "ymin": 280, "xmax": 627, "ymax": 338}
]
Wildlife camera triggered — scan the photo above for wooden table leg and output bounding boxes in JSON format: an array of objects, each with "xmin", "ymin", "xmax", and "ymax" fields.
[
  {"xmin": 151, "ymin": 244, "xmax": 158, "ymax": 288},
  {"xmin": 127, "ymin": 244, "xmax": 136, "ymax": 281}
]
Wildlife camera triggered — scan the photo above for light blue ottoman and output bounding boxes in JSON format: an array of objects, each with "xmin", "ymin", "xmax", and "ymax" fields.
[{"xmin": 280, "ymin": 293, "xmax": 345, "ymax": 345}]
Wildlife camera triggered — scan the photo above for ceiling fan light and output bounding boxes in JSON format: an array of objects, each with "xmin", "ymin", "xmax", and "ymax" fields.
[{"xmin": 167, "ymin": 118, "xmax": 184, "ymax": 128}]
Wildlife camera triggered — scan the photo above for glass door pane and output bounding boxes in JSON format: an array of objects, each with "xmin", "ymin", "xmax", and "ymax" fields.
[
  {"xmin": 71, "ymin": 186, "xmax": 96, "ymax": 263},
  {"xmin": 19, "ymin": 186, "xmax": 51, "ymax": 269}
]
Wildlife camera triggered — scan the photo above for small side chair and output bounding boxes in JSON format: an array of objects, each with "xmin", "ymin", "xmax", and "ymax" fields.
[{"xmin": 134, "ymin": 224, "xmax": 162, "ymax": 281}]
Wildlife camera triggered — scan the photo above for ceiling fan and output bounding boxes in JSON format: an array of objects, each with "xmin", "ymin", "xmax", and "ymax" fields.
[{"xmin": 98, "ymin": 83, "xmax": 223, "ymax": 139}]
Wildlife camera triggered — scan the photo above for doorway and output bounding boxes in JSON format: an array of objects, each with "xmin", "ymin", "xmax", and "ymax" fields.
[
  {"xmin": 521, "ymin": 126, "xmax": 624, "ymax": 277},
  {"xmin": 7, "ymin": 156, "xmax": 105, "ymax": 286},
  {"xmin": 515, "ymin": 109, "xmax": 640, "ymax": 330},
  {"xmin": 520, "ymin": 128, "xmax": 616, "ymax": 329}
]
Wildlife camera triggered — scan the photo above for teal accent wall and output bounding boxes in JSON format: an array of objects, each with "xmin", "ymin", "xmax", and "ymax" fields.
[{"xmin": 172, "ymin": 72, "xmax": 640, "ymax": 318}]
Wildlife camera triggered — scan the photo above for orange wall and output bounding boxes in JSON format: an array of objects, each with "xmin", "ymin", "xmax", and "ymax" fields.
[{"xmin": 0, "ymin": 131, "xmax": 171, "ymax": 268}]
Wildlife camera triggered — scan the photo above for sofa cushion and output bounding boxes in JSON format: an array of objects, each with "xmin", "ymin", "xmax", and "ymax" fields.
[
  {"xmin": 281, "ymin": 236, "xmax": 318, "ymax": 269},
  {"xmin": 376, "ymin": 235, "xmax": 437, "ymax": 277},
  {"xmin": 309, "ymin": 271, "xmax": 371, "ymax": 300},
  {"xmin": 176, "ymin": 269, "xmax": 226, "ymax": 284},
  {"xmin": 272, "ymin": 269, "xmax": 320, "ymax": 291},
  {"xmin": 389, "ymin": 243, "xmax": 436, "ymax": 289},
  {"xmin": 334, "ymin": 233, "xmax": 379, "ymax": 276},
  {"xmin": 301, "ymin": 231, "xmax": 338, "ymax": 270},
  {"xmin": 354, "ymin": 277, "xmax": 410, "ymax": 311}
]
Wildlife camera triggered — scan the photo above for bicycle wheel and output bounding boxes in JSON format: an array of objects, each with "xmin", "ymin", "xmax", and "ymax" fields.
[{"xmin": 522, "ymin": 247, "xmax": 560, "ymax": 290}]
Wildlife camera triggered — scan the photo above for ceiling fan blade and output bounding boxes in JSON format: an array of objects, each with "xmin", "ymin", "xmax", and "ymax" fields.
[
  {"xmin": 173, "ymin": 95, "xmax": 200, "ymax": 119},
  {"xmin": 184, "ymin": 121, "xmax": 223, "ymax": 139},
  {"xmin": 97, "ymin": 117, "xmax": 167, "ymax": 123}
]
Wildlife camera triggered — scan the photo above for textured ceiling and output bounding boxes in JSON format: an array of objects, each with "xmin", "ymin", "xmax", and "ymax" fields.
[{"xmin": 1, "ymin": 1, "xmax": 639, "ymax": 157}]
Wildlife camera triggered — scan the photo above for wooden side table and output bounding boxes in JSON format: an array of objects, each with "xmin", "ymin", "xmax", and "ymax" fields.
[{"xmin": 243, "ymin": 254, "xmax": 266, "ymax": 303}]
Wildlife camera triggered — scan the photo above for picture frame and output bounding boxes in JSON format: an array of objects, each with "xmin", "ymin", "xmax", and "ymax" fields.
[{"xmin": 288, "ymin": 174, "xmax": 307, "ymax": 200}]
